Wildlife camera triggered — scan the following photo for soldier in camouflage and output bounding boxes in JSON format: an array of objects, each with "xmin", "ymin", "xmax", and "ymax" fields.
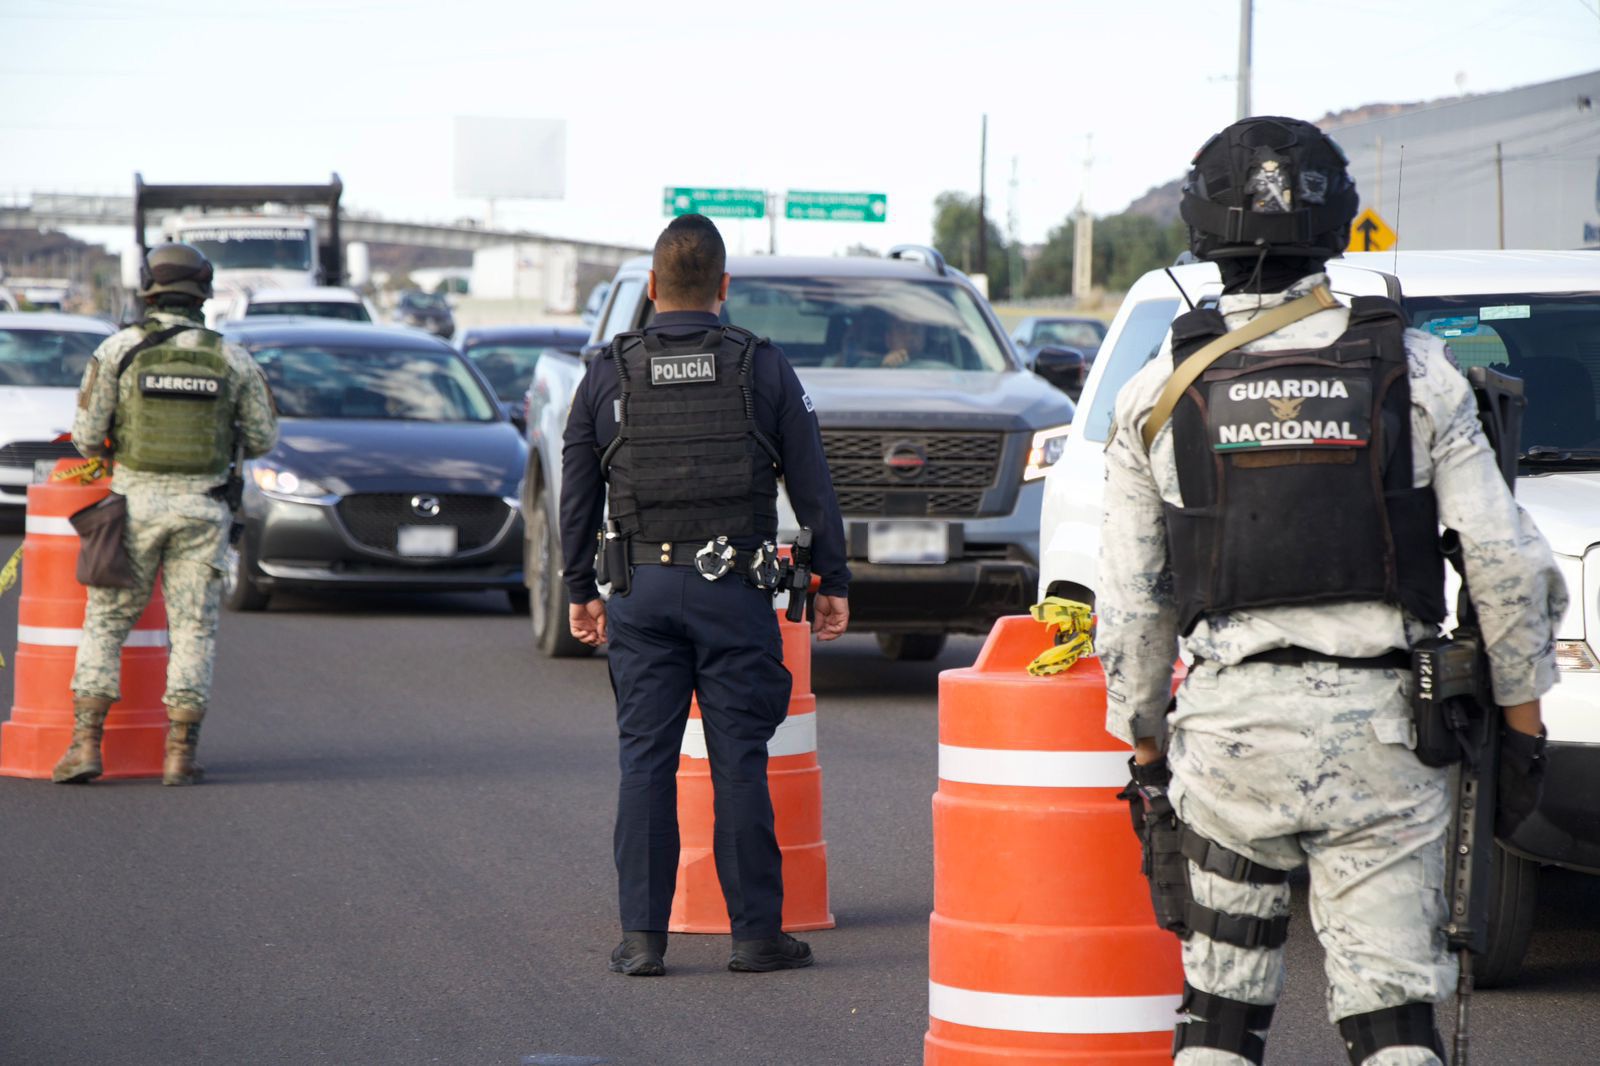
[
  {"xmin": 54, "ymin": 242, "xmax": 277, "ymax": 786},
  {"xmin": 1097, "ymin": 118, "xmax": 1565, "ymax": 1065}
]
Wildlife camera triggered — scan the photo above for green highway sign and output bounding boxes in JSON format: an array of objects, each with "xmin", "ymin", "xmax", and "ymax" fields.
[
  {"xmin": 785, "ymin": 190, "xmax": 887, "ymax": 223},
  {"xmin": 663, "ymin": 187, "xmax": 767, "ymax": 219}
]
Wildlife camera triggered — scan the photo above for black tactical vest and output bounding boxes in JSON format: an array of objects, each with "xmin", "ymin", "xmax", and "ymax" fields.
[
  {"xmin": 1163, "ymin": 296, "xmax": 1445, "ymax": 633},
  {"xmin": 601, "ymin": 324, "xmax": 781, "ymax": 543}
]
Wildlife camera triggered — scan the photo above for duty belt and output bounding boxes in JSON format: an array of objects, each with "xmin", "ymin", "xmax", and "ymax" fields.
[
  {"xmin": 628, "ymin": 537, "xmax": 781, "ymax": 586},
  {"xmin": 1238, "ymin": 647, "xmax": 1412, "ymax": 670}
]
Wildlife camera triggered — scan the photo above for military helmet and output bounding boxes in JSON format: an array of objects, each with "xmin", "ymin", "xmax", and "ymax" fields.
[
  {"xmin": 138, "ymin": 242, "xmax": 214, "ymax": 300},
  {"xmin": 1180, "ymin": 116, "xmax": 1359, "ymax": 262}
]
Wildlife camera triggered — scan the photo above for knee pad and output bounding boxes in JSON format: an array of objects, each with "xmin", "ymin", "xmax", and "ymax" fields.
[
  {"xmin": 1173, "ymin": 982, "xmax": 1275, "ymax": 1065},
  {"xmin": 1337, "ymin": 1002, "xmax": 1444, "ymax": 1065}
]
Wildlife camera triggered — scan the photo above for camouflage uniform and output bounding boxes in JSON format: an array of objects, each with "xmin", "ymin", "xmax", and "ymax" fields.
[
  {"xmin": 70, "ymin": 309, "xmax": 278, "ymax": 717},
  {"xmin": 1097, "ymin": 274, "xmax": 1566, "ymax": 1066}
]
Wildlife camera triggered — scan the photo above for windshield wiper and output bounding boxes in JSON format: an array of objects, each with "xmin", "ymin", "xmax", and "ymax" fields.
[{"xmin": 1519, "ymin": 445, "xmax": 1600, "ymax": 464}]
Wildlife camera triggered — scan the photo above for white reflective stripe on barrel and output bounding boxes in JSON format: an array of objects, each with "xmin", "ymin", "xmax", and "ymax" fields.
[
  {"xmin": 937, "ymin": 744, "xmax": 1129, "ymax": 788},
  {"xmin": 681, "ymin": 711, "xmax": 817, "ymax": 759},
  {"xmin": 928, "ymin": 981, "xmax": 1182, "ymax": 1035},
  {"xmin": 24, "ymin": 515, "xmax": 77, "ymax": 537},
  {"xmin": 17, "ymin": 625, "xmax": 169, "ymax": 649}
]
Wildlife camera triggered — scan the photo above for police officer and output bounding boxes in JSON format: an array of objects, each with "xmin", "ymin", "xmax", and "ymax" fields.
[
  {"xmin": 54, "ymin": 242, "xmax": 278, "ymax": 787},
  {"xmin": 561, "ymin": 214, "xmax": 850, "ymax": 977},
  {"xmin": 1097, "ymin": 117, "xmax": 1565, "ymax": 1065}
]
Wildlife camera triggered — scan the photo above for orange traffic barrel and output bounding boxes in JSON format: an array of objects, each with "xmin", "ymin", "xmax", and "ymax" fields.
[
  {"xmin": 669, "ymin": 601, "xmax": 834, "ymax": 933},
  {"xmin": 926, "ymin": 614, "xmax": 1184, "ymax": 1064},
  {"xmin": 1, "ymin": 461, "xmax": 170, "ymax": 779}
]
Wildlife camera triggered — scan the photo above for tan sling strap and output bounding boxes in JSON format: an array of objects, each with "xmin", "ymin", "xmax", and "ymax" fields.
[{"xmin": 1140, "ymin": 285, "xmax": 1341, "ymax": 451}]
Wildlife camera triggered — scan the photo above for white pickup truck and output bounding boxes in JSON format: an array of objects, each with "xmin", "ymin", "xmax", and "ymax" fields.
[{"xmin": 1039, "ymin": 249, "xmax": 1600, "ymax": 985}]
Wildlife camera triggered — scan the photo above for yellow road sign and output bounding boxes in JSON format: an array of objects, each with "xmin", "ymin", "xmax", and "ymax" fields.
[{"xmin": 1347, "ymin": 208, "xmax": 1396, "ymax": 253}]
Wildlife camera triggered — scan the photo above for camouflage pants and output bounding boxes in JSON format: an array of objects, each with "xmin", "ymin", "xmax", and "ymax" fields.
[
  {"xmin": 1167, "ymin": 660, "xmax": 1454, "ymax": 1066},
  {"xmin": 71, "ymin": 491, "xmax": 230, "ymax": 717}
]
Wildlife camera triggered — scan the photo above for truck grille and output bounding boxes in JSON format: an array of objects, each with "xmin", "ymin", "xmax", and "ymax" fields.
[
  {"xmin": 821, "ymin": 431, "xmax": 1003, "ymax": 518},
  {"xmin": 337, "ymin": 493, "xmax": 509, "ymax": 554},
  {"xmin": 0, "ymin": 440, "xmax": 82, "ymax": 468}
]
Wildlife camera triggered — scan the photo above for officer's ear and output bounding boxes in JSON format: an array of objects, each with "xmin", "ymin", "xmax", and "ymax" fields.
[
  {"xmin": 646, "ymin": 270, "xmax": 658, "ymax": 304},
  {"xmin": 717, "ymin": 273, "xmax": 730, "ymax": 302}
]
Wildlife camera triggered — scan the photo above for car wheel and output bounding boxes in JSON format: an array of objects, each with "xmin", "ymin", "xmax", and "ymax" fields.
[
  {"xmin": 506, "ymin": 587, "xmax": 531, "ymax": 614},
  {"xmin": 526, "ymin": 491, "xmax": 592, "ymax": 658},
  {"xmin": 876, "ymin": 633, "xmax": 947, "ymax": 661},
  {"xmin": 222, "ymin": 540, "xmax": 270, "ymax": 612},
  {"xmin": 1471, "ymin": 843, "xmax": 1540, "ymax": 988}
]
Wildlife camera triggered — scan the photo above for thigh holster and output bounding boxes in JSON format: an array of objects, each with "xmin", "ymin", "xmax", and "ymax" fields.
[
  {"xmin": 1173, "ymin": 983, "xmax": 1276, "ymax": 1066},
  {"xmin": 1337, "ymin": 1002, "xmax": 1445, "ymax": 1065},
  {"xmin": 1179, "ymin": 825, "xmax": 1293, "ymax": 949}
]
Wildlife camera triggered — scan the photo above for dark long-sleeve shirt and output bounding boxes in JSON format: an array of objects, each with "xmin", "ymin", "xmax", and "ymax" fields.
[{"xmin": 560, "ymin": 310, "xmax": 850, "ymax": 604}]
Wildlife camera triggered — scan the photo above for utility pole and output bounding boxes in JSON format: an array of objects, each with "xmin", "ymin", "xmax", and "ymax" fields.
[
  {"xmin": 1375, "ymin": 136, "xmax": 1384, "ymax": 214},
  {"xmin": 1236, "ymin": 0, "xmax": 1253, "ymax": 120},
  {"xmin": 976, "ymin": 114, "xmax": 988, "ymax": 279},
  {"xmin": 1072, "ymin": 134, "xmax": 1094, "ymax": 301},
  {"xmin": 767, "ymin": 192, "xmax": 778, "ymax": 255},
  {"xmin": 1494, "ymin": 142, "xmax": 1505, "ymax": 249},
  {"xmin": 1007, "ymin": 156, "xmax": 1022, "ymax": 299}
]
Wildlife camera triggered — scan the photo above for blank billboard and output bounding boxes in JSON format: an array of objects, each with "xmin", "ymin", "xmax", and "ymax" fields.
[{"xmin": 454, "ymin": 117, "xmax": 567, "ymax": 200}]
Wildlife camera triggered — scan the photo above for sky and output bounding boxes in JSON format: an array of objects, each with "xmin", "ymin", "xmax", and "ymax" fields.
[{"xmin": 3, "ymin": 0, "xmax": 1598, "ymax": 258}]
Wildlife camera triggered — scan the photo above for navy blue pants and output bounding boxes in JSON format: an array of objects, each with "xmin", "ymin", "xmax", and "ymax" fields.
[{"xmin": 606, "ymin": 564, "xmax": 793, "ymax": 939}]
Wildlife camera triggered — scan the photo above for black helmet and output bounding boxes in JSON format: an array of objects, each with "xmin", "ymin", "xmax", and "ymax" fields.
[
  {"xmin": 138, "ymin": 242, "xmax": 214, "ymax": 300},
  {"xmin": 1180, "ymin": 116, "xmax": 1359, "ymax": 262}
]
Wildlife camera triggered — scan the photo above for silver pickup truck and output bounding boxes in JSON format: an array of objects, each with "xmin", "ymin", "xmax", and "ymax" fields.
[{"xmin": 518, "ymin": 247, "xmax": 1079, "ymax": 658}]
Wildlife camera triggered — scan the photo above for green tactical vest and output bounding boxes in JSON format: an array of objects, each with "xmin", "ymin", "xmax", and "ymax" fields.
[{"xmin": 112, "ymin": 322, "xmax": 235, "ymax": 476}]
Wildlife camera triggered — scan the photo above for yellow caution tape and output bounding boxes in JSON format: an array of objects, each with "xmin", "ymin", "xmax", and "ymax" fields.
[
  {"xmin": 50, "ymin": 456, "xmax": 107, "ymax": 484},
  {"xmin": 0, "ymin": 544, "xmax": 20, "ymax": 669},
  {"xmin": 1026, "ymin": 596, "xmax": 1096, "ymax": 676}
]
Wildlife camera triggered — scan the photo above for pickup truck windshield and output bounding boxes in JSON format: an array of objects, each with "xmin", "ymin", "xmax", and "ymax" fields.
[
  {"xmin": 1406, "ymin": 293, "xmax": 1600, "ymax": 454},
  {"xmin": 723, "ymin": 277, "xmax": 1013, "ymax": 372},
  {"xmin": 249, "ymin": 345, "xmax": 497, "ymax": 422},
  {"xmin": 183, "ymin": 228, "xmax": 313, "ymax": 272}
]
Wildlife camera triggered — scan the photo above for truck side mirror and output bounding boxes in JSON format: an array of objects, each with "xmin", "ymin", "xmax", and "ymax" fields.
[{"xmin": 1034, "ymin": 346, "xmax": 1088, "ymax": 396}]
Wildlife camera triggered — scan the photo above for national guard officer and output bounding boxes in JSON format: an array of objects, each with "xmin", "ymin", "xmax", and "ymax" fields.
[
  {"xmin": 54, "ymin": 242, "xmax": 278, "ymax": 787},
  {"xmin": 1096, "ymin": 117, "xmax": 1565, "ymax": 1064},
  {"xmin": 560, "ymin": 214, "xmax": 850, "ymax": 976}
]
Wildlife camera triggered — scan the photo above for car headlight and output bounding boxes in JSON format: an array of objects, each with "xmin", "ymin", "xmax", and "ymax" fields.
[
  {"xmin": 1024, "ymin": 424, "xmax": 1072, "ymax": 482},
  {"xmin": 252, "ymin": 463, "xmax": 337, "ymax": 503}
]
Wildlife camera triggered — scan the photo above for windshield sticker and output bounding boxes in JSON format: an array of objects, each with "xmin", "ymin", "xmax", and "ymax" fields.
[
  {"xmin": 1480, "ymin": 305, "xmax": 1531, "ymax": 321},
  {"xmin": 1207, "ymin": 375, "xmax": 1372, "ymax": 451},
  {"xmin": 180, "ymin": 228, "xmax": 308, "ymax": 243},
  {"xmin": 1424, "ymin": 315, "xmax": 1480, "ymax": 338}
]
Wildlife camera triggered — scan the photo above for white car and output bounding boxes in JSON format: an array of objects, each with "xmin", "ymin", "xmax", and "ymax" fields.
[
  {"xmin": 1040, "ymin": 249, "xmax": 1600, "ymax": 983},
  {"xmin": 233, "ymin": 286, "xmax": 375, "ymax": 324},
  {"xmin": 0, "ymin": 312, "xmax": 114, "ymax": 509}
]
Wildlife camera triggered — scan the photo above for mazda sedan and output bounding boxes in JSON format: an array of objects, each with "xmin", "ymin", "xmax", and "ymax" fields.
[{"xmin": 222, "ymin": 320, "xmax": 526, "ymax": 611}]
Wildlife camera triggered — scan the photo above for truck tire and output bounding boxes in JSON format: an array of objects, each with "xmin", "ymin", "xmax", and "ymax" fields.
[
  {"xmin": 876, "ymin": 633, "xmax": 947, "ymax": 661},
  {"xmin": 526, "ymin": 491, "xmax": 592, "ymax": 659},
  {"xmin": 1471, "ymin": 843, "xmax": 1540, "ymax": 988},
  {"xmin": 222, "ymin": 541, "xmax": 270, "ymax": 612}
]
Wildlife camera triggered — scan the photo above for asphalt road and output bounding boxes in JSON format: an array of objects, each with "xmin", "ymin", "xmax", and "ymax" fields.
[{"xmin": 1, "ymin": 528, "xmax": 1597, "ymax": 1065}]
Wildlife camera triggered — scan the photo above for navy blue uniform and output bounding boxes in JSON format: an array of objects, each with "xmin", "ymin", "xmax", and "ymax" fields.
[{"xmin": 560, "ymin": 310, "xmax": 849, "ymax": 939}]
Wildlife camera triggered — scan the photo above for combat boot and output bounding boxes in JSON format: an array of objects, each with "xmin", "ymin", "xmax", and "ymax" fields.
[
  {"xmin": 162, "ymin": 717, "xmax": 204, "ymax": 786},
  {"xmin": 52, "ymin": 697, "xmax": 113, "ymax": 783}
]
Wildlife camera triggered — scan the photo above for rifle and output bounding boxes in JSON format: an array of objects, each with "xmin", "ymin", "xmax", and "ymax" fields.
[
  {"xmin": 218, "ymin": 436, "xmax": 247, "ymax": 545},
  {"xmin": 1411, "ymin": 367, "xmax": 1524, "ymax": 1066}
]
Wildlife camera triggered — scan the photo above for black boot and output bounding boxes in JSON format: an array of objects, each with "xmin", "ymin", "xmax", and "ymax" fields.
[
  {"xmin": 728, "ymin": 932, "xmax": 813, "ymax": 972},
  {"xmin": 609, "ymin": 931, "xmax": 667, "ymax": 976}
]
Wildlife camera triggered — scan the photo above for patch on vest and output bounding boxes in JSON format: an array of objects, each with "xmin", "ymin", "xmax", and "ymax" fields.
[
  {"xmin": 139, "ymin": 372, "xmax": 223, "ymax": 399},
  {"xmin": 649, "ymin": 352, "xmax": 716, "ymax": 386},
  {"xmin": 1206, "ymin": 375, "xmax": 1371, "ymax": 450}
]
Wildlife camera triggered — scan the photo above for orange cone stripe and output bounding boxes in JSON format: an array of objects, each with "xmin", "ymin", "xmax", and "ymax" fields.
[
  {"xmin": 18, "ymin": 626, "xmax": 169, "ymax": 649},
  {"xmin": 929, "ymin": 981, "xmax": 1182, "ymax": 1035},
  {"xmin": 680, "ymin": 712, "xmax": 817, "ymax": 759},
  {"xmin": 937, "ymin": 743, "xmax": 1128, "ymax": 788},
  {"xmin": 23, "ymin": 515, "xmax": 77, "ymax": 537}
]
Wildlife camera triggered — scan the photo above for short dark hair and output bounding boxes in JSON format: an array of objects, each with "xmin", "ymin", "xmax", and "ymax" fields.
[{"xmin": 652, "ymin": 214, "xmax": 726, "ymax": 307}]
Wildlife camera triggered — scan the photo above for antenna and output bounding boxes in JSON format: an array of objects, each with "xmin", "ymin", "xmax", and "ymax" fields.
[
  {"xmin": 1164, "ymin": 267, "xmax": 1197, "ymax": 312},
  {"xmin": 1392, "ymin": 144, "xmax": 1405, "ymax": 275}
]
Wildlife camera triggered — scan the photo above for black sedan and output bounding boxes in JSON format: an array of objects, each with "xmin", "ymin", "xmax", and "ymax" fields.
[{"xmin": 221, "ymin": 320, "xmax": 526, "ymax": 611}]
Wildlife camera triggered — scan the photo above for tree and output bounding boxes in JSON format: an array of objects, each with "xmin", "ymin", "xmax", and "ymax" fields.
[
  {"xmin": 930, "ymin": 192, "xmax": 1011, "ymax": 299},
  {"xmin": 1022, "ymin": 213, "xmax": 1191, "ymax": 297}
]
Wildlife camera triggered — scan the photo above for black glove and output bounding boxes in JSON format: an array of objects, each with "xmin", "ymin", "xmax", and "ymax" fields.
[
  {"xmin": 1496, "ymin": 725, "xmax": 1547, "ymax": 840},
  {"xmin": 1116, "ymin": 755, "xmax": 1190, "ymax": 936}
]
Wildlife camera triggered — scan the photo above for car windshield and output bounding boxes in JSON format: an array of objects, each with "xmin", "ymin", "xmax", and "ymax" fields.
[
  {"xmin": 246, "ymin": 301, "xmax": 370, "ymax": 322},
  {"xmin": 249, "ymin": 344, "xmax": 497, "ymax": 422},
  {"xmin": 719, "ymin": 277, "xmax": 1013, "ymax": 371},
  {"xmin": 400, "ymin": 292, "xmax": 448, "ymax": 311},
  {"xmin": 182, "ymin": 228, "xmax": 313, "ymax": 272},
  {"xmin": 463, "ymin": 343, "xmax": 558, "ymax": 402},
  {"xmin": 0, "ymin": 327, "xmax": 104, "ymax": 387},
  {"xmin": 1032, "ymin": 320, "xmax": 1105, "ymax": 348},
  {"xmin": 1405, "ymin": 293, "xmax": 1600, "ymax": 455}
]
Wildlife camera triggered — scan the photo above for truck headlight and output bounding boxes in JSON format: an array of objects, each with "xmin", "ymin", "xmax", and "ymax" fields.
[
  {"xmin": 252, "ymin": 463, "xmax": 336, "ymax": 503},
  {"xmin": 1024, "ymin": 424, "xmax": 1072, "ymax": 482},
  {"xmin": 1556, "ymin": 640, "xmax": 1600, "ymax": 671}
]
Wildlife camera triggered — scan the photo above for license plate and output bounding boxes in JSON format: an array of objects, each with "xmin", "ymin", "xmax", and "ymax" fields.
[
  {"xmin": 397, "ymin": 525, "xmax": 457, "ymax": 557},
  {"xmin": 867, "ymin": 521, "xmax": 948, "ymax": 564}
]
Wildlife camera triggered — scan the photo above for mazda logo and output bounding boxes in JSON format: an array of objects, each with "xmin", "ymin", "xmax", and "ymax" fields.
[
  {"xmin": 884, "ymin": 441, "xmax": 927, "ymax": 480},
  {"xmin": 411, "ymin": 494, "xmax": 442, "ymax": 518}
]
